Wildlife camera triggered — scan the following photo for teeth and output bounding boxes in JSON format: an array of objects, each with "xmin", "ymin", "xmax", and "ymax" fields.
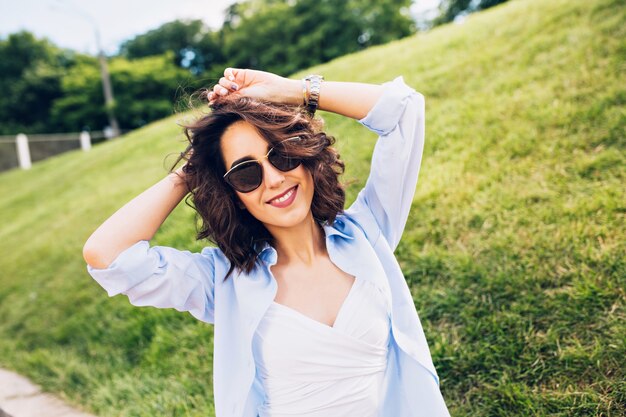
[{"xmin": 271, "ymin": 187, "xmax": 295, "ymax": 204}]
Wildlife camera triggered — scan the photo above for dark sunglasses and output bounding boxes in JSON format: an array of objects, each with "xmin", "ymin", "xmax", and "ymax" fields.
[{"xmin": 223, "ymin": 136, "xmax": 303, "ymax": 193}]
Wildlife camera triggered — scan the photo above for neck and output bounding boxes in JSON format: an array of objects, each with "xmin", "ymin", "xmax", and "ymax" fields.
[{"xmin": 264, "ymin": 211, "xmax": 326, "ymax": 267}]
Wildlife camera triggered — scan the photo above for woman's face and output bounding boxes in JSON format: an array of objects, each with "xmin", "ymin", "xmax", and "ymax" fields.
[{"xmin": 220, "ymin": 120, "xmax": 315, "ymax": 229}]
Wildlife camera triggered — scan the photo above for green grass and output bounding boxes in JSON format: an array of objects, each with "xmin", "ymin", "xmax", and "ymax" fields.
[{"xmin": 0, "ymin": 0, "xmax": 624, "ymax": 415}]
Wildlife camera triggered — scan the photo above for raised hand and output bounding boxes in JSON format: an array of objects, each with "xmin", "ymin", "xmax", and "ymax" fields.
[{"xmin": 208, "ymin": 68, "xmax": 300, "ymax": 106}]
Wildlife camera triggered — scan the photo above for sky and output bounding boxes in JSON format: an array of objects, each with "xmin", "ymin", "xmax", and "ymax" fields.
[{"xmin": 0, "ymin": 0, "xmax": 441, "ymax": 55}]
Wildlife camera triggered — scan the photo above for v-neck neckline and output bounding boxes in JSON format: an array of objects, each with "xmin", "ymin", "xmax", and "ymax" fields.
[{"xmin": 271, "ymin": 276, "xmax": 359, "ymax": 330}]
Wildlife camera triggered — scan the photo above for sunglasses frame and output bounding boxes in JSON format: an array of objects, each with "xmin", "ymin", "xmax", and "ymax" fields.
[{"xmin": 223, "ymin": 136, "xmax": 303, "ymax": 193}]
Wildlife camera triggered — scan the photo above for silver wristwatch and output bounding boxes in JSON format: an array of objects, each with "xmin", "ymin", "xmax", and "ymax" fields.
[{"xmin": 305, "ymin": 74, "xmax": 324, "ymax": 114}]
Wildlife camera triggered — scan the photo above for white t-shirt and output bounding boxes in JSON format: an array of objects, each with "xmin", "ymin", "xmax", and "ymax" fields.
[{"xmin": 252, "ymin": 275, "xmax": 391, "ymax": 417}]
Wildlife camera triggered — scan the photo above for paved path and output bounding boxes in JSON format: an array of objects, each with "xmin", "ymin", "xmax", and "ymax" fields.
[{"xmin": 0, "ymin": 368, "xmax": 97, "ymax": 417}]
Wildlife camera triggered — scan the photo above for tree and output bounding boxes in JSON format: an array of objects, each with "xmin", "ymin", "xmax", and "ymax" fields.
[
  {"xmin": 0, "ymin": 32, "xmax": 72, "ymax": 134},
  {"xmin": 120, "ymin": 0, "xmax": 415, "ymax": 77},
  {"xmin": 348, "ymin": 0, "xmax": 414, "ymax": 46},
  {"xmin": 434, "ymin": 0, "xmax": 510, "ymax": 25},
  {"xmin": 52, "ymin": 53, "xmax": 191, "ymax": 131},
  {"xmin": 220, "ymin": 0, "xmax": 414, "ymax": 76},
  {"xmin": 0, "ymin": 0, "xmax": 418, "ymax": 135},
  {"xmin": 119, "ymin": 20, "xmax": 224, "ymax": 75}
]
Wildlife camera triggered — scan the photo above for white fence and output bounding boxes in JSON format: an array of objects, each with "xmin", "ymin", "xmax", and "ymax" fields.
[{"xmin": 0, "ymin": 131, "xmax": 109, "ymax": 170}]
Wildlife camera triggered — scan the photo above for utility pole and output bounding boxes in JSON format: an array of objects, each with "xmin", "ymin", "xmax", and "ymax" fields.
[
  {"xmin": 93, "ymin": 27, "xmax": 120, "ymax": 138},
  {"xmin": 51, "ymin": 0, "xmax": 120, "ymax": 137}
]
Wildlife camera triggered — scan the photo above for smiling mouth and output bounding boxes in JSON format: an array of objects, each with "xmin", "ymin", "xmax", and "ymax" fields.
[{"xmin": 266, "ymin": 185, "xmax": 298, "ymax": 206}]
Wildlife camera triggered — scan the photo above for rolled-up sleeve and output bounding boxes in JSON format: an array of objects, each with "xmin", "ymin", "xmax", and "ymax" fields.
[
  {"xmin": 87, "ymin": 241, "xmax": 217, "ymax": 323},
  {"xmin": 345, "ymin": 76, "xmax": 426, "ymax": 252}
]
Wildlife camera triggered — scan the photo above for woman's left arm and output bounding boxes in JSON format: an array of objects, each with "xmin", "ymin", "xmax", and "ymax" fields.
[
  {"xmin": 316, "ymin": 81, "xmax": 383, "ymax": 120},
  {"xmin": 209, "ymin": 68, "xmax": 383, "ymax": 120},
  {"xmin": 211, "ymin": 69, "xmax": 425, "ymax": 251}
]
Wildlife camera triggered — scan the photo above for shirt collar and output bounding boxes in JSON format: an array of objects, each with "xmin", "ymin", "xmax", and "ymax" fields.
[{"xmin": 255, "ymin": 218, "xmax": 353, "ymax": 265}]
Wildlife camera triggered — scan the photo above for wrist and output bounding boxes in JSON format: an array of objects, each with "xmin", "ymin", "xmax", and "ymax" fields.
[
  {"xmin": 281, "ymin": 78, "xmax": 304, "ymax": 106},
  {"xmin": 168, "ymin": 168, "xmax": 188, "ymax": 190}
]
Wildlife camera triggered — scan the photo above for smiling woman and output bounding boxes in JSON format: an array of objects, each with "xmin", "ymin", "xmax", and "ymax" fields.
[
  {"xmin": 83, "ymin": 67, "xmax": 450, "ymax": 417},
  {"xmin": 175, "ymin": 96, "xmax": 346, "ymax": 277}
]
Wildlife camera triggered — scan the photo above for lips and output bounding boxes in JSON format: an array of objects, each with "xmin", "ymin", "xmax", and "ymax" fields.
[
  {"xmin": 266, "ymin": 185, "xmax": 298, "ymax": 207},
  {"xmin": 266, "ymin": 185, "xmax": 296, "ymax": 203}
]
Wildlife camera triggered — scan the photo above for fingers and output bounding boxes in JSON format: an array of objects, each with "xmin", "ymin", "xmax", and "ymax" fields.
[
  {"xmin": 208, "ymin": 76, "xmax": 239, "ymax": 104},
  {"xmin": 225, "ymin": 67, "xmax": 241, "ymax": 82},
  {"xmin": 218, "ymin": 76, "xmax": 239, "ymax": 92},
  {"xmin": 207, "ymin": 68, "xmax": 244, "ymax": 105},
  {"xmin": 212, "ymin": 83, "xmax": 227, "ymax": 97}
]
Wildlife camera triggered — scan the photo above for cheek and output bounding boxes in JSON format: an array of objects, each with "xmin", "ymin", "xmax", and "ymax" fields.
[
  {"xmin": 297, "ymin": 164, "xmax": 312, "ymax": 181},
  {"xmin": 237, "ymin": 192, "xmax": 257, "ymax": 208},
  {"xmin": 301, "ymin": 167, "xmax": 315, "ymax": 193},
  {"xmin": 237, "ymin": 187, "xmax": 268, "ymax": 213}
]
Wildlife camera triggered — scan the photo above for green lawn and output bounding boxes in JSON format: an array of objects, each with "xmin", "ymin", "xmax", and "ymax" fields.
[{"xmin": 0, "ymin": 0, "xmax": 624, "ymax": 415}]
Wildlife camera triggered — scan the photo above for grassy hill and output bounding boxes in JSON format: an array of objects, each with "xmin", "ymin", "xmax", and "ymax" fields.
[{"xmin": 0, "ymin": 0, "xmax": 624, "ymax": 415}]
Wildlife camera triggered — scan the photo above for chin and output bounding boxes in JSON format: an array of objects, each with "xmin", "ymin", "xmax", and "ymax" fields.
[
  {"xmin": 258, "ymin": 195, "xmax": 313, "ymax": 229},
  {"xmin": 265, "ymin": 206, "xmax": 310, "ymax": 229}
]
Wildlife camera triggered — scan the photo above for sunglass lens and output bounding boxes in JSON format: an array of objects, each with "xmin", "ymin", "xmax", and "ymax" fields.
[
  {"xmin": 268, "ymin": 150, "xmax": 301, "ymax": 172},
  {"xmin": 227, "ymin": 163, "xmax": 262, "ymax": 192}
]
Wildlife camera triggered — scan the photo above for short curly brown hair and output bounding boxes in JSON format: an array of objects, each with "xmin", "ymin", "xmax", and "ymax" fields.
[{"xmin": 172, "ymin": 97, "xmax": 346, "ymax": 280}]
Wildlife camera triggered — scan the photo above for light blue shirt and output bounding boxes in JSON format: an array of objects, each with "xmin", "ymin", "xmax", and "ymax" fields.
[{"xmin": 88, "ymin": 76, "xmax": 450, "ymax": 417}]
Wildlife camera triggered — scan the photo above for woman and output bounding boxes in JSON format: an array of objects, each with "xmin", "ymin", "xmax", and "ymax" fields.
[{"xmin": 83, "ymin": 68, "xmax": 450, "ymax": 417}]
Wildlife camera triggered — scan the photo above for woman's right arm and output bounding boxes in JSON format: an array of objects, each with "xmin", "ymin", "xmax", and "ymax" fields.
[
  {"xmin": 82, "ymin": 168, "xmax": 188, "ymax": 269},
  {"xmin": 83, "ymin": 167, "xmax": 219, "ymax": 324}
]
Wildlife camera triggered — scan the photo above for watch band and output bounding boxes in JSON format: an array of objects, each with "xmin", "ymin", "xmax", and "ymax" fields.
[{"xmin": 304, "ymin": 74, "xmax": 323, "ymax": 115}]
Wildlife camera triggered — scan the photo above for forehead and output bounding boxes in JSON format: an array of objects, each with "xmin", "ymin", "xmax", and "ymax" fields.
[{"xmin": 220, "ymin": 121, "xmax": 270, "ymax": 167}]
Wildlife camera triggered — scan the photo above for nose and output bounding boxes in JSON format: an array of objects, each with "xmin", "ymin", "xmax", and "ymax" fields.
[{"xmin": 262, "ymin": 159, "xmax": 285, "ymax": 189}]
